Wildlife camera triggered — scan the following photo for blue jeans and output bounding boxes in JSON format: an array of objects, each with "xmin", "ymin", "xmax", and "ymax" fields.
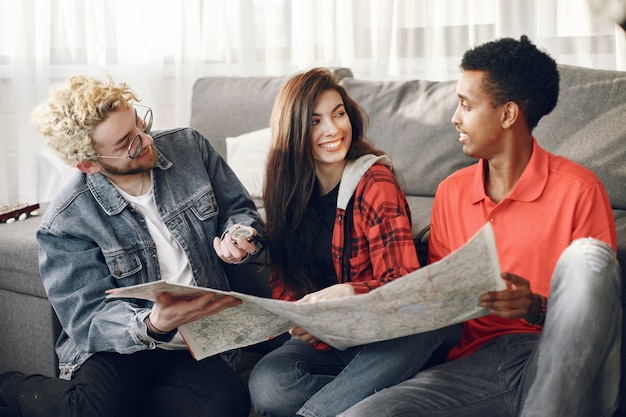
[
  {"xmin": 339, "ymin": 238, "xmax": 622, "ymax": 417},
  {"xmin": 248, "ymin": 325, "xmax": 460, "ymax": 417}
]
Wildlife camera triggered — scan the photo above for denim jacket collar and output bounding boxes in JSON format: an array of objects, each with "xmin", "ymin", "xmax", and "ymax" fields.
[{"xmin": 87, "ymin": 146, "xmax": 173, "ymax": 216}]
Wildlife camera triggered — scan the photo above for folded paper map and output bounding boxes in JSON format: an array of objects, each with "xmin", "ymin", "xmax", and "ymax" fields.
[{"xmin": 107, "ymin": 222, "xmax": 504, "ymax": 360}]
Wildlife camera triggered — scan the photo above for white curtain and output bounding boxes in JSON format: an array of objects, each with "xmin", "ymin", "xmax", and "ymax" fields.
[{"xmin": 1, "ymin": 0, "xmax": 623, "ymax": 205}]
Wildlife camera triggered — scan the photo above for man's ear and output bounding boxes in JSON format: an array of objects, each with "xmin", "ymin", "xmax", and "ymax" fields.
[
  {"xmin": 501, "ymin": 101, "xmax": 519, "ymax": 129},
  {"xmin": 76, "ymin": 160, "xmax": 101, "ymax": 174}
]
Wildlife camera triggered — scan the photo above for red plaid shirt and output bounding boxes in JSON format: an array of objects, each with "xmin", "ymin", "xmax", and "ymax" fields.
[
  {"xmin": 271, "ymin": 163, "xmax": 420, "ymax": 299},
  {"xmin": 270, "ymin": 162, "xmax": 420, "ymax": 350}
]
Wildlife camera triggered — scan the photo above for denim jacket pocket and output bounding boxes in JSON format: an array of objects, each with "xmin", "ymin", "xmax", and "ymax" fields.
[
  {"xmin": 106, "ymin": 251, "xmax": 143, "ymax": 279},
  {"xmin": 189, "ymin": 190, "xmax": 219, "ymax": 221}
]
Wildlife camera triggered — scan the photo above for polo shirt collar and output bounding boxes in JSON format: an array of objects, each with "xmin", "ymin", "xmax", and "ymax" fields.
[{"xmin": 472, "ymin": 137, "xmax": 549, "ymax": 204}]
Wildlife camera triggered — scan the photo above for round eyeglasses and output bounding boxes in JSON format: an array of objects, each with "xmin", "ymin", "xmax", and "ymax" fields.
[{"xmin": 95, "ymin": 105, "xmax": 153, "ymax": 160}]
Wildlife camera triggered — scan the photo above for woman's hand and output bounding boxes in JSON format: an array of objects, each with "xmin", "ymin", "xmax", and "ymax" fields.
[
  {"xmin": 296, "ymin": 283, "xmax": 355, "ymax": 303},
  {"xmin": 289, "ymin": 325, "xmax": 320, "ymax": 345},
  {"xmin": 288, "ymin": 284, "xmax": 355, "ymax": 344}
]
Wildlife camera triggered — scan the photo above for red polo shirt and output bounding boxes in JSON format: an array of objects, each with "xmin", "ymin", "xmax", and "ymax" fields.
[{"xmin": 428, "ymin": 138, "xmax": 616, "ymax": 361}]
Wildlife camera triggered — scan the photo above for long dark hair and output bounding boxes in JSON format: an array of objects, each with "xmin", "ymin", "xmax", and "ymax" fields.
[{"xmin": 263, "ymin": 68, "xmax": 383, "ymax": 297}]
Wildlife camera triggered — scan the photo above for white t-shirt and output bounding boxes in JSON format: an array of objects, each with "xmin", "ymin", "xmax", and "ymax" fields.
[{"xmin": 115, "ymin": 172, "xmax": 193, "ymax": 349}]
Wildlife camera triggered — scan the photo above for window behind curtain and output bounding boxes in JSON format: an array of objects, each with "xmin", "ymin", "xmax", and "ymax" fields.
[{"xmin": 0, "ymin": 0, "xmax": 623, "ymax": 205}]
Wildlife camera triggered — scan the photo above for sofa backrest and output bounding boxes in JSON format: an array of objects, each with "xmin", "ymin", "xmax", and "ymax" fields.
[
  {"xmin": 190, "ymin": 68, "xmax": 354, "ymax": 159},
  {"xmin": 340, "ymin": 77, "xmax": 474, "ymax": 197},
  {"xmin": 342, "ymin": 64, "xmax": 626, "ymax": 208},
  {"xmin": 190, "ymin": 75, "xmax": 289, "ymax": 159},
  {"xmin": 190, "ymin": 64, "xmax": 626, "ymax": 210},
  {"xmin": 534, "ymin": 64, "xmax": 626, "ymax": 210}
]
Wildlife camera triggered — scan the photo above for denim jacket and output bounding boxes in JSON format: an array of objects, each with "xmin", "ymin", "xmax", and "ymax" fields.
[{"xmin": 37, "ymin": 128, "xmax": 265, "ymax": 379}]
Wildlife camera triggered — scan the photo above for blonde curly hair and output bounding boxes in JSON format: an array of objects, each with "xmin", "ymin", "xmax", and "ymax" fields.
[{"xmin": 31, "ymin": 75, "xmax": 140, "ymax": 166}]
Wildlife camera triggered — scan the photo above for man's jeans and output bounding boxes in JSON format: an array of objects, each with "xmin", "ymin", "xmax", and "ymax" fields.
[
  {"xmin": 248, "ymin": 325, "xmax": 461, "ymax": 417},
  {"xmin": 340, "ymin": 238, "xmax": 622, "ymax": 417},
  {"xmin": 0, "ymin": 349, "xmax": 250, "ymax": 417}
]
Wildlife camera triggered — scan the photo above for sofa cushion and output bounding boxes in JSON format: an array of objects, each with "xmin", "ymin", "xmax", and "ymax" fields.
[
  {"xmin": 0, "ymin": 207, "xmax": 47, "ymax": 298},
  {"xmin": 534, "ymin": 64, "xmax": 626, "ymax": 209},
  {"xmin": 340, "ymin": 77, "xmax": 474, "ymax": 197},
  {"xmin": 405, "ymin": 195, "xmax": 434, "ymax": 265},
  {"xmin": 226, "ymin": 127, "xmax": 272, "ymax": 198}
]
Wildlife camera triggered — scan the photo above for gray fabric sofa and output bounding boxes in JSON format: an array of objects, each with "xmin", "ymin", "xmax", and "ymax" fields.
[
  {"xmin": 192, "ymin": 63, "xmax": 626, "ymax": 414},
  {"xmin": 1, "ymin": 63, "xmax": 625, "ymax": 414}
]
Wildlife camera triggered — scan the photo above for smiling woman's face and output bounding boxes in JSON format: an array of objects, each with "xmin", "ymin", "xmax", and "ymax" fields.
[{"xmin": 309, "ymin": 89, "xmax": 352, "ymax": 173}]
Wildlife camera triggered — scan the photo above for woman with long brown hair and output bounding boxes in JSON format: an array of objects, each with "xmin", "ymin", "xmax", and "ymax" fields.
[{"xmin": 248, "ymin": 68, "xmax": 455, "ymax": 417}]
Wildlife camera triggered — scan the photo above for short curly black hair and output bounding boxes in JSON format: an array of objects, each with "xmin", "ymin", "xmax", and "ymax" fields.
[{"xmin": 460, "ymin": 35, "xmax": 559, "ymax": 130}]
